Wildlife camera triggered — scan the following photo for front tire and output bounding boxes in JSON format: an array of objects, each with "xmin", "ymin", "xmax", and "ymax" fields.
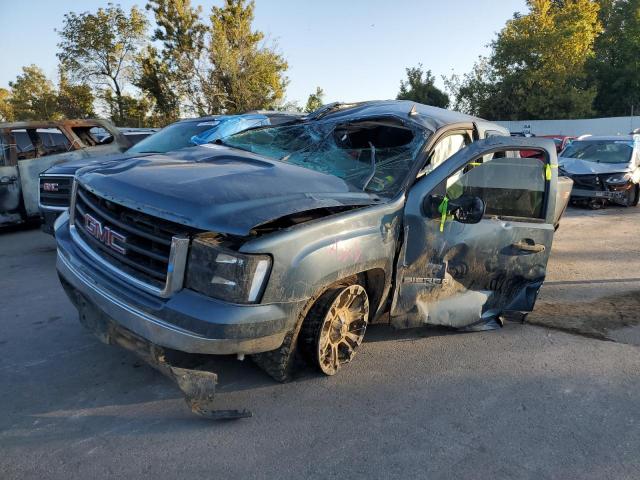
[
  {"xmin": 251, "ymin": 327, "xmax": 301, "ymax": 382},
  {"xmin": 300, "ymin": 283, "xmax": 369, "ymax": 376}
]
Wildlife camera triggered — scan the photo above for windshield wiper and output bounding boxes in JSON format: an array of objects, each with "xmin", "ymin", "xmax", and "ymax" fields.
[{"xmin": 361, "ymin": 142, "xmax": 376, "ymax": 191}]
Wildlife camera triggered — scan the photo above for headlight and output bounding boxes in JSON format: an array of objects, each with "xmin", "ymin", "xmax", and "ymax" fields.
[
  {"xmin": 605, "ymin": 173, "xmax": 632, "ymax": 185},
  {"xmin": 185, "ymin": 233, "xmax": 271, "ymax": 304}
]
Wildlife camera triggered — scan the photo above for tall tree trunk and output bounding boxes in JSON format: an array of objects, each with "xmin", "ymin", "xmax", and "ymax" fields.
[{"xmin": 113, "ymin": 78, "xmax": 124, "ymax": 126}]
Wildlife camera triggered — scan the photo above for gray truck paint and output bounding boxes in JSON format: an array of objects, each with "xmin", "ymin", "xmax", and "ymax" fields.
[
  {"xmin": 55, "ymin": 102, "xmax": 566, "ymax": 416},
  {"xmin": 58, "ymin": 130, "xmax": 561, "ymax": 345}
]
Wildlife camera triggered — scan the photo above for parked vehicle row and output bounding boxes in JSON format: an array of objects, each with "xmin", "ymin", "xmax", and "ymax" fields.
[{"xmin": 51, "ymin": 100, "xmax": 570, "ymax": 417}]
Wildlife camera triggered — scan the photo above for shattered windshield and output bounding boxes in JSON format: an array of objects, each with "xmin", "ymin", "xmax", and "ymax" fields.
[
  {"xmin": 561, "ymin": 140, "xmax": 633, "ymax": 164},
  {"xmin": 224, "ymin": 117, "xmax": 429, "ymax": 195}
]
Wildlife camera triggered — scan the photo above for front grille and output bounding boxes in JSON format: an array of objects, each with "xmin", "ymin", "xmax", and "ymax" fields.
[
  {"xmin": 571, "ymin": 174, "xmax": 604, "ymax": 191},
  {"xmin": 72, "ymin": 184, "xmax": 195, "ymax": 287},
  {"xmin": 39, "ymin": 175, "xmax": 73, "ymax": 208}
]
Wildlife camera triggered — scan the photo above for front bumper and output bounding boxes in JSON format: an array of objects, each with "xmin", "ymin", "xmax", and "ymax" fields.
[
  {"xmin": 570, "ymin": 188, "xmax": 628, "ymax": 201},
  {"xmin": 40, "ymin": 208, "xmax": 63, "ymax": 235},
  {"xmin": 56, "ymin": 217, "xmax": 301, "ymax": 356}
]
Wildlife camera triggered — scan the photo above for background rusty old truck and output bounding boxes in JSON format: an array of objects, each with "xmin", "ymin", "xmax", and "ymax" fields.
[{"xmin": 0, "ymin": 119, "xmax": 131, "ymax": 227}]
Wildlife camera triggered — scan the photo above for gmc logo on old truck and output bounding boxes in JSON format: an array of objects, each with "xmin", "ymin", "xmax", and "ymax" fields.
[
  {"xmin": 84, "ymin": 213, "xmax": 127, "ymax": 255},
  {"xmin": 42, "ymin": 182, "xmax": 59, "ymax": 192}
]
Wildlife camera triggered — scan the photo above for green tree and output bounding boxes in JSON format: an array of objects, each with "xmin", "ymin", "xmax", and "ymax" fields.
[
  {"xmin": 137, "ymin": 0, "xmax": 208, "ymax": 120},
  {"xmin": 445, "ymin": 58, "xmax": 498, "ymax": 115},
  {"xmin": 589, "ymin": 0, "xmax": 640, "ymax": 116},
  {"xmin": 451, "ymin": 0, "xmax": 601, "ymax": 119},
  {"xmin": 397, "ymin": 65, "xmax": 449, "ymax": 108},
  {"xmin": 57, "ymin": 67, "xmax": 95, "ymax": 119},
  {"xmin": 8, "ymin": 65, "xmax": 59, "ymax": 121},
  {"xmin": 57, "ymin": 4, "xmax": 148, "ymax": 124},
  {"xmin": 207, "ymin": 0, "xmax": 288, "ymax": 113},
  {"xmin": 305, "ymin": 87, "xmax": 324, "ymax": 113},
  {"xmin": 102, "ymin": 89, "xmax": 154, "ymax": 127},
  {"xmin": 136, "ymin": 47, "xmax": 182, "ymax": 123},
  {"xmin": 0, "ymin": 88, "xmax": 14, "ymax": 122}
]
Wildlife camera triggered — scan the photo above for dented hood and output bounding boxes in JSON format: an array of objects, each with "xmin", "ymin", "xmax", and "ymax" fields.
[
  {"xmin": 558, "ymin": 156, "xmax": 631, "ymax": 175},
  {"xmin": 44, "ymin": 151, "xmax": 154, "ymax": 176},
  {"xmin": 77, "ymin": 144, "xmax": 379, "ymax": 236}
]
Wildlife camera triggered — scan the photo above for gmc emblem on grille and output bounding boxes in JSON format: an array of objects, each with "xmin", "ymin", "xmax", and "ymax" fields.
[
  {"xmin": 84, "ymin": 213, "xmax": 127, "ymax": 255},
  {"xmin": 42, "ymin": 182, "xmax": 59, "ymax": 192}
]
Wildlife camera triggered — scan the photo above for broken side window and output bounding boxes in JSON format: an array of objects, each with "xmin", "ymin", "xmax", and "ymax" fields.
[
  {"xmin": 224, "ymin": 117, "xmax": 429, "ymax": 196},
  {"xmin": 71, "ymin": 126, "xmax": 108, "ymax": 147},
  {"xmin": 36, "ymin": 128, "xmax": 71, "ymax": 155},
  {"xmin": 0, "ymin": 135, "xmax": 9, "ymax": 165},
  {"xmin": 11, "ymin": 130, "xmax": 36, "ymax": 160}
]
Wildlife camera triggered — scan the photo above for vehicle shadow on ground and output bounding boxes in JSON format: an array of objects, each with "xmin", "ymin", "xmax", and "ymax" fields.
[
  {"xmin": 362, "ymin": 323, "xmax": 457, "ymax": 343},
  {"xmin": 544, "ymin": 277, "xmax": 640, "ymax": 286},
  {"xmin": 564, "ymin": 204, "xmax": 638, "ymax": 217},
  {"xmin": 3, "ymin": 321, "xmax": 466, "ymax": 438},
  {"xmin": 0, "ymin": 219, "xmax": 41, "ymax": 235}
]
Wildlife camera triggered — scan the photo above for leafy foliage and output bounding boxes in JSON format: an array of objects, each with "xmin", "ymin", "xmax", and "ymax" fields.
[
  {"xmin": 0, "ymin": 88, "xmax": 13, "ymax": 122},
  {"xmin": 449, "ymin": 0, "xmax": 601, "ymax": 120},
  {"xmin": 3, "ymin": 66, "xmax": 95, "ymax": 121},
  {"xmin": 101, "ymin": 89, "xmax": 155, "ymax": 127},
  {"xmin": 57, "ymin": 68, "xmax": 95, "ymax": 119},
  {"xmin": 8, "ymin": 66, "xmax": 59, "ymax": 121},
  {"xmin": 305, "ymin": 87, "xmax": 325, "ymax": 113},
  {"xmin": 589, "ymin": 0, "xmax": 640, "ymax": 116},
  {"xmin": 136, "ymin": 0, "xmax": 208, "ymax": 120},
  {"xmin": 207, "ymin": 0, "xmax": 288, "ymax": 113},
  {"xmin": 397, "ymin": 65, "xmax": 449, "ymax": 108},
  {"xmin": 57, "ymin": 4, "xmax": 148, "ymax": 124}
]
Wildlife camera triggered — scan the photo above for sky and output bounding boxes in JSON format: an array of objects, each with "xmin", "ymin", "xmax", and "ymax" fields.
[{"xmin": 0, "ymin": 0, "xmax": 527, "ymax": 105}]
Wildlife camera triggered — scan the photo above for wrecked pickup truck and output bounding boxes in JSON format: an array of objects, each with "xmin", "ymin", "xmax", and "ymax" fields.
[
  {"xmin": 55, "ymin": 100, "xmax": 568, "ymax": 417},
  {"xmin": 1, "ymin": 119, "xmax": 130, "ymax": 227}
]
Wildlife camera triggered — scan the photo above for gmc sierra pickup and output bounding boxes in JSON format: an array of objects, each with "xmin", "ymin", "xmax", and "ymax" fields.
[{"xmin": 55, "ymin": 101, "xmax": 570, "ymax": 417}]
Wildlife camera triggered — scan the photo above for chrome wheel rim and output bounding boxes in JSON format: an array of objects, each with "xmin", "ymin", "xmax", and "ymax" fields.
[{"xmin": 317, "ymin": 285, "xmax": 369, "ymax": 375}]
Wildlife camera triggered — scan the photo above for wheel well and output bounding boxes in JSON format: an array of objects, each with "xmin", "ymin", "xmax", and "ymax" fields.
[
  {"xmin": 361, "ymin": 268, "xmax": 387, "ymax": 321},
  {"xmin": 296, "ymin": 269, "xmax": 388, "ymax": 332}
]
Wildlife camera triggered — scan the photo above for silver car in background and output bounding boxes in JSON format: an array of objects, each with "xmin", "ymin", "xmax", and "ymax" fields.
[{"xmin": 558, "ymin": 135, "xmax": 640, "ymax": 208}]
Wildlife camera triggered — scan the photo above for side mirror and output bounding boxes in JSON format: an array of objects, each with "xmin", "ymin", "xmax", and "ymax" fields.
[
  {"xmin": 424, "ymin": 194, "xmax": 485, "ymax": 225},
  {"xmin": 451, "ymin": 195, "xmax": 485, "ymax": 224}
]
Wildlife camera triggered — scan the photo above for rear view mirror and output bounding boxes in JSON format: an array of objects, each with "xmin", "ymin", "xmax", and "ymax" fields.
[{"xmin": 425, "ymin": 194, "xmax": 485, "ymax": 225}]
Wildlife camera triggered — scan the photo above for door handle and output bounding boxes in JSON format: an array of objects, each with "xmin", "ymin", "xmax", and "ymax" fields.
[
  {"xmin": 511, "ymin": 239, "xmax": 546, "ymax": 253},
  {"xmin": 0, "ymin": 175, "xmax": 17, "ymax": 186}
]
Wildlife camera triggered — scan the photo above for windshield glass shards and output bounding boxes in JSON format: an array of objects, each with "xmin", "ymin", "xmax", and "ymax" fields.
[
  {"xmin": 224, "ymin": 118, "xmax": 429, "ymax": 195},
  {"xmin": 561, "ymin": 140, "xmax": 634, "ymax": 164}
]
